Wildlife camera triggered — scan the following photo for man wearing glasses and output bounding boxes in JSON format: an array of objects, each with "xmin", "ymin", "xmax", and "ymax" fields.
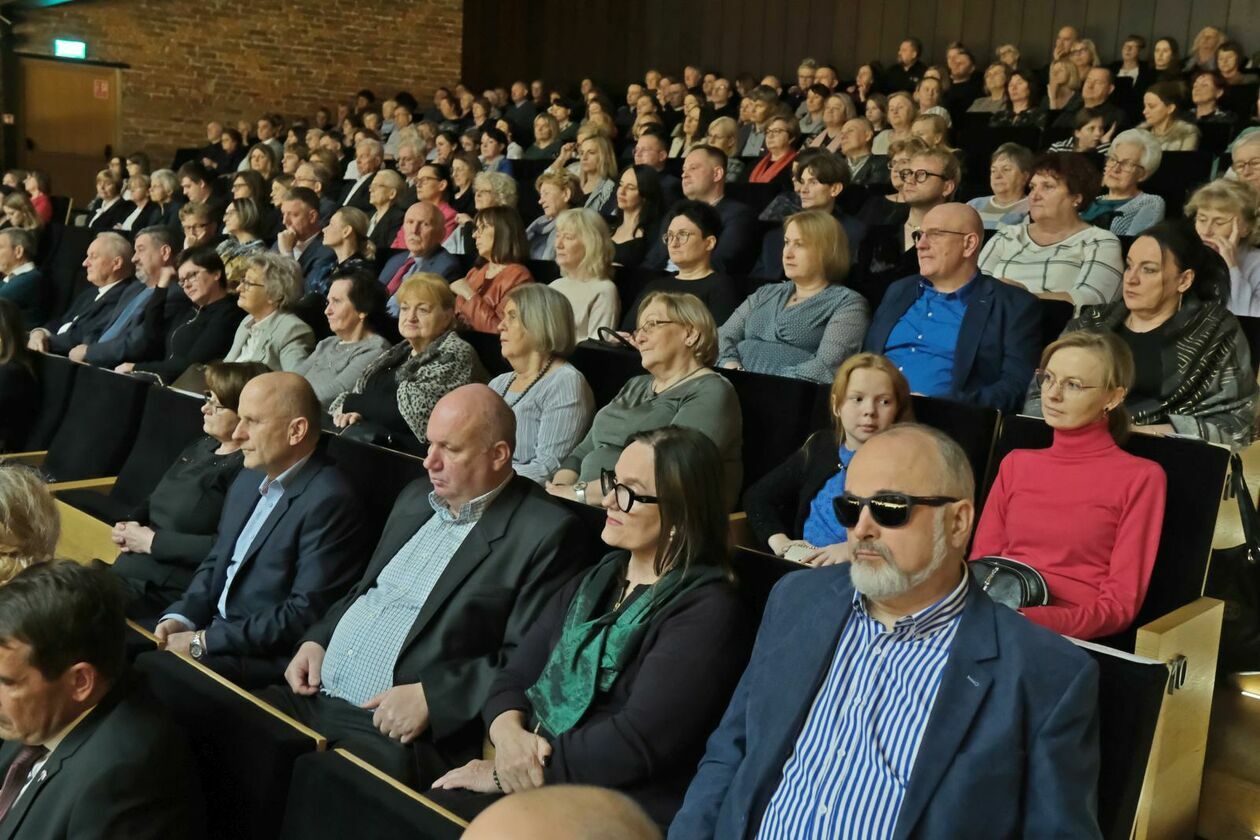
[
  {"xmin": 863, "ymin": 203, "xmax": 1040, "ymax": 412},
  {"xmin": 672, "ymin": 423, "xmax": 1101, "ymax": 840}
]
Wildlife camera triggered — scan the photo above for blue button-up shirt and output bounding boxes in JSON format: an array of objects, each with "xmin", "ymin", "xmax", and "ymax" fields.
[
  {"xmin": 884, "ymin": 276, "xmax": 976, "ymax": 397},
  {"xmin": 319, "ymin": 477, "xmax": 511, "ymax": 706},
  {"xmin": 757, "ymin": 570, "xmax": 969, "ymax": 840}
]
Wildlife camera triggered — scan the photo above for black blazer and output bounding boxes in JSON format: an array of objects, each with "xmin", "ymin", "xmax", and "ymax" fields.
[
  {"xmin": 743, "ymin": 431, "xmax": 841, "ymax": 549},
  {"xmin": 482, "ymin": 554, "xmax": 751, "ymax": 826},
  {"xmin": 340, "ymin": 175, "xmax": 376, "ymax": 213},
  {"xmin": 368, "ymin": 205, "xmax": 405, "ymax": 264},
  {"xmin": 166, "ymin": 451, "xmax": 373, "ymax": 663},
  {"xmin": 41, "ymin": 277, "xmax": 140, "ymax": 354},
  {"xmin": 123, "ymin": 202, "xmax": 163, "ymax": 232},
  {"xmin": 0, "ymin": 674, "xmax": 206, "ymax": 840},
  {"xmin": 304, "ymin": 475, "xmax": 592, "ymax": 756},
  {"xmin": 87, "ymin": 199, "xmax": 136, "ymax": 232},
  {"xmin": 111, "ymin": 436, "xmax": 245, "ymax": 597},
  {"xmin": 134, "ymin": 288, "xmax": 242, "ymax": 383}
]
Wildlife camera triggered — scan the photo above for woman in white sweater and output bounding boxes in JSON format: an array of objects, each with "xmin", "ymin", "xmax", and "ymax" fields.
[{"xmin": 549, "ymin": 207, "xmax": 620, "ymax": 340}]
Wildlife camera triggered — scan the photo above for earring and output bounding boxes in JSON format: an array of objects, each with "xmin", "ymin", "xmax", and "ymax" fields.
[{"xmin": 669, "ymin": 526, "xmax": 677, "ymax": 539}]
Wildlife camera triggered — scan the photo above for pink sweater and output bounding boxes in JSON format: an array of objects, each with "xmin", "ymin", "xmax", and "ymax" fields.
[{"xmin": 970, "ymin": 421, "xmax": 1167, "ymax": 639}]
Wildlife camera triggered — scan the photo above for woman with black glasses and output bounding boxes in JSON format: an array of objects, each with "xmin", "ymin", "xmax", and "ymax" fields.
[
  {"xmin": 432, "ymin": 426, "xmax": 751, "ymax": 828},
  {"xmin": 973, "ymin": 331, "xmax": 1166, "ymax": 640}
]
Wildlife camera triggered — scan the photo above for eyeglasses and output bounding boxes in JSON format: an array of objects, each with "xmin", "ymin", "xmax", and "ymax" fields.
[
  {"xmin": 898, "ymin": 168, "xmax": 947, "ymax": 184},
  {"xmin": 600, "ymin": 469, "xmax": 659, "ymax": 513},
  {"xmin": 177, "ymin": 269, "xmax": 206, "ymax": 285},
  {"xmin": 202, "ymin": 392, "xmax": 229, "ymax": 413},
  {"xmin": 1233, "ymin": 157, "xmax": 1260, "ymax": 174},
  {"xmin": 661, "ymin": 230, "xmax": 695, "ymax": 246},
  {"xmin": 765, "ymin": 127, "xmax": 791, "ymax": 136},
  {"xmin": 1104, "ymin": 156, "xmax": 1144, "ymax": 174},
  {"xmin": 832, "ymin": 492, "xmax": 959, "ymax": 529},
  {"xmin": 1034, "ymin": 369, "xmax": 1100, "ymax": 396},
  {"xmin": 911, "ymin": 228, "xmax": 969, "ymax": 244},
  {"xmin": 634, "ymin": 318, "xmax": 676, "ymax": 335},
  {"xmin": 238, "ymin": 280, "xmax": 264, "ymax": 290}
]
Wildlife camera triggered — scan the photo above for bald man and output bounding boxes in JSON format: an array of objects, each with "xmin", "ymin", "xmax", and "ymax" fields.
[
  {"xmin": 149, "ymin": 373, "xmax": 371, "ymax": 686},
  {"xmin": 465, "ymin": 786, "xmax": 661, "ymax": 840},
  {"xmin": 862, "ymin": 202, "xmax": 1040, "ymax": 412},
  {"xmin": 28, "ymin": 232, "xmax": 141, "ymax": 355},
  {"xmin": 672, "ymin": 424, "xmax": 1101, "ymax": 840},
  {"xmin": 263, "ymin": 385, "xmax": 591, "ymax": 788}
]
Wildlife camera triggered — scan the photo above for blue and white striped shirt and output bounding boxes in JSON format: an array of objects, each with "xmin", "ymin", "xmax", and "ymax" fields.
[{"xmin": 757, "ymin": 570, "xmax": 970, "ymax": 840}]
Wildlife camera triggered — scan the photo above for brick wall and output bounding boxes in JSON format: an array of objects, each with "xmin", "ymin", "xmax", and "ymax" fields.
[{"xmin": 13, "ymin": 0, "xmax": 464, "ymax": 168}]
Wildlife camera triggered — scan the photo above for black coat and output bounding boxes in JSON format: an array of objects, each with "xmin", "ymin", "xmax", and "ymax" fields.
[
  {"xmin": 743, "ymin": 431, "xmax": 840, "ymax": 548},
  {"xmin": 133, "ymin": 288, "xmax": 243, "ymax": 384}
]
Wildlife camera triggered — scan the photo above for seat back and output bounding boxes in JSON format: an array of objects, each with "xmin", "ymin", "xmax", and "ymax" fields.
[
  {"xmin": 568, "ymin": 341, "xmax": 643, "ymax": 408},
  {"xmin": 720, "ymin": 368, "xmax": 823, "ymax": 492},
  {"xmin": 911, "ymin": 395, "xmax": 1001, "ymax": 508},
  {"xmin": 1235, "ymin": 314, "xmax": 1260, "ymax": 376},
  {"xmin": 42, "ymin": 367, "xmax": 151, "ymax": 482},
  {"xmin": 459, "ymin": 328, "xmax": 512, "ymax": 377},
  {"xmin": 524, "ymin": 258, "xmax": 561, "ymax": 285},
  {"xmin": 1039, "ymin": 298, "xmax": 1075, "ymax": 350},
  {"xmin": 989, "ymin": 415, "xmax": 1229, "ymax": 641},
  {"xmin": 12, "ymin": 353, "xmax": 77, "ymax": 452},
  {"xmin": 1143, "ymin": 151, "xmax": 1214, "ymax": 217},
  {"xmin": 44, "ymin": 225, "xmax": 95, "ymax": 321},
  {"xmin": 280, "ymin": 750, "xmax": 465, "ymax": 840},
  {"xmin": 730, "ymin": 545, "xmax": 803, "ymax": 626},
  {"xmin": 324, "ymin": 434, "xmax": 428, "ymax": 541},
  {"xmin": 108, "ymin": 386, "xmax": 208, "ymax": 511},
  {"xmin": 49, "ymin": 195, "xmax": 72, "ymax": 225},
  {"xmin": 1076, "ymin": 640, "xmax": 1169, "ymax": 840},
  {"xmin": 136, "ymin": 648, "xmax": 322, "ymax": 840}
]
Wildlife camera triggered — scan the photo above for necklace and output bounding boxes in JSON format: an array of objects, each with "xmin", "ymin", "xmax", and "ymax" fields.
[
  {"xmin": 504, "ymin": 356, "xmax": 555, "ymax": 406},
  {"xmin": 652, "ymin": 365, "xmax": 705, "ymax": 396}
]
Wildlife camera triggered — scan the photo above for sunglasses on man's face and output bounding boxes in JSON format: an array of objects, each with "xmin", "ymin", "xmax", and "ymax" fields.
[{"xmin": 832, "ymin": 492, "xmax": 958, "ymax": 529}]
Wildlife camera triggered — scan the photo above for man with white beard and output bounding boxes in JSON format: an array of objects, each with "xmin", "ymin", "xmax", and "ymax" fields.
[{"xmin": 671, "ymin": 424, "xmax": 1103, "ymax": 840}]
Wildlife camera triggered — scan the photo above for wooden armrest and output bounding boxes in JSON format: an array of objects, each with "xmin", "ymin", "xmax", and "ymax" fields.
[
  {"xmin": 1132, "ymin": 596, "xmax": 1224, "ymax": 840},
  {"xmin": 55, "ymin": 499, "xmax": 120, "ymax": 565},
  {"xmin": 48, "ymin": 476, "xmax": 117, "ymax": 493},
  {"xmin": 333, "ymin": 749, "xmax": 469, "ymax": 828},
  {"xmin": 728, "ymin": 511, "xmax": 753, "ymax": 549},
  {"xmin": 166, "ymin": 649, "xmax": 328, "ymax": 750},
  {"xmin": 1, "ymin": 450, "xmax": 47, "ymax": 467},
  {"xmin": 126, "ymin": 619, "xmax": 159, "ymax": 644}
]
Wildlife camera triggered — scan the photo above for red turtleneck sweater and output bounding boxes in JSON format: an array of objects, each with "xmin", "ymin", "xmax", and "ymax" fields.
[{"xmin": 970, "ymin": 421, "xmax": 1167, "ymax": 639}]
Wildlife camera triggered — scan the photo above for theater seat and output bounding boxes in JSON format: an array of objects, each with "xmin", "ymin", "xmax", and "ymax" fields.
[
  {"xmin": 910, "ymin": 395, "xmax": 1001, "ymax": 509},
  {"xmin": 1039, "ymin": 298, "xmax": 1075, "ymax": 350},
  {"xmin": 5, "ymin": 352, "xmax": 78, "ymax": 453},
  {"xmin": 720, "ymin": 367, "xmax": 823, "ymax": 491},
  {"xmin": 45, "ymin": 226, "xmax": 95, "ymax": 322},
  {"xmin": 569, "ymin": 341, "xmax": 644, "ymax": 408},
  {"xmin": 730, "ymin": 544, "xmax": 802, "ymax": 625},
  {"xmin": 56, "ymin": 385, "xmax": 205, "ymax": 521},
  {"xmin": 324, "ymin": 434, "xmax": 428, "ymax": 539},
  {"xmin": 459, "ymin": 328, "xmax": 512, "ymax": 377},
  {"xmin": 279, "ymin": 749, "xmax": 466, "ymax": 840}
]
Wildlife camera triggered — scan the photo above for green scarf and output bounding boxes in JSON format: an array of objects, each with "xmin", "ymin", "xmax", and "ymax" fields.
[{"xmin": 525, "ymin": 553, "xmax": 726, "ymax": 737}]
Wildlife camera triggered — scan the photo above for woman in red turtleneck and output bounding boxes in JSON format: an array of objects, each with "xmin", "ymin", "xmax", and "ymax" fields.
[{"xmin": 971, "ymin": 331, "xmax": 1166, "ymax": 640}]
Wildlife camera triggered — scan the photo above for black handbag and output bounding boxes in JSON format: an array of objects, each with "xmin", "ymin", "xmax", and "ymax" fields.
[
  {"xmin": 1206, "ymin": 453, "xmax": 1260, "ymax": 672},
  {"xmin": 970, "ymin": 556, "xmax": 1051, "ymax": 610}
]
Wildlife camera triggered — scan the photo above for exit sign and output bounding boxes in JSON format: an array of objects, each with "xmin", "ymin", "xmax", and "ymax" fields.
[{"xmin": 53, "ymin": 39, "xmax": 87, "ymax": 60}]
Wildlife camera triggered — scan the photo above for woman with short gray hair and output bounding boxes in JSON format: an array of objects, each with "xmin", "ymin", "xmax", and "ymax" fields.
[
  {"xmin": 489, "ymin": 284, "xmax": 595, "ymax": 484},
  {"xmin": 1082, "ymin": 128, "xmax": 1166, "ymax": 236},
  {"xmin": 224, "ymin": 251, "xmax": 315, "ymax": 371},
  {"xmin": 0, "ymin": 464, "xmax": 58, "ymax": 585}
]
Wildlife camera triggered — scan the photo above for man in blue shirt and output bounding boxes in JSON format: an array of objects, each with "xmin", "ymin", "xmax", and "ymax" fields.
[
  {"xmin": 671, "ymin": 424, "xmax": 1101, "ymax": 839},
  {"xmin": 864, "ymin": 203, "xmax": 1040, "ymax": 412}
]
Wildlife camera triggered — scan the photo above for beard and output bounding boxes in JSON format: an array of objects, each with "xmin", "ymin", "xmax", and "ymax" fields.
[{"xmin": 849, "ymin": 509, "xmax": 949, "ymax": 600}]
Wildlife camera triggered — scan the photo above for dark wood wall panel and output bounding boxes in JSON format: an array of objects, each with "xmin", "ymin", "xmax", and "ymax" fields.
[{"xmin": 461, "ymin": 0, "xmax": 1260, "ymax": 91}]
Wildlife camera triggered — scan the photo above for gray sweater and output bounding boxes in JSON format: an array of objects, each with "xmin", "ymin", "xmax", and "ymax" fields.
[{"xmin": 294, "ymin": 333, "xmax": 392, "ymax": 407}]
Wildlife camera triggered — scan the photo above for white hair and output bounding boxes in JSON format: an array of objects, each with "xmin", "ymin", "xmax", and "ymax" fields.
[{"xmin": 1111, "ymin": 128, "xmax": 1163, "ymax": 178}]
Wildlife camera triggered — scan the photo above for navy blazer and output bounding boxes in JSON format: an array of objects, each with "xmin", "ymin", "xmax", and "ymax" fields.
[
  {"xmin": 42, "ymin": 277, "xmax": 142, "ymax": 355},
  {"xmin": 165, "ymin": 451, "xmax": 372, "ymax": 659},
  {"xmin": 863, "ymin": 271, "xmax": 1041, "ymax": 413},
  {"xmin": 669, "ymin": 565, "xmax": 1102, "ymax": 840},
  {"xmin": 273, "ymin": 239, "xmax": 338, "ymax": 297}
]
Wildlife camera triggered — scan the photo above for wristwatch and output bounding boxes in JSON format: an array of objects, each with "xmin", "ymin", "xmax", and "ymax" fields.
[
  {"xmin": 189, "ymin": 630, "xmax": 206, "ymax": 660},
  {"xmin": 573, "ymin": 481, "xmax": 588, "ymax": 504}
]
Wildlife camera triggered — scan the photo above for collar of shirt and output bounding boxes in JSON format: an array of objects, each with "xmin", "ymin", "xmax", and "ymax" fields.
[
  {"xmin": 919, "ymin": 271, "xmax": 979, "ymax": 303},
  {"xmin": 852, "ymin": 563, "xmax": 969, "ymax": 639},
  {"xmin": 248, "ymin": 310, "xmax": 276, "ymax": 331},
  {"xmin": 4, "ymin": 262, "xmax": 35, "ymax": 280},
  {"xmin": 93, "ymin": 278, "xmax": 124, "ymax": 301},
  {"xmin": 38, "ymin": 704, "xmax": 97, "ymax": 756},
  {"xmin": 293, "ymin": 232, "xmax": 320, "ymax": 260},
  {"xmin": 259, "ymin": 453, "xmax": 312, "ymax": 497},
  {"xmin": 427, "ymin": 473, "xmax": 513, "ymax": 525}
]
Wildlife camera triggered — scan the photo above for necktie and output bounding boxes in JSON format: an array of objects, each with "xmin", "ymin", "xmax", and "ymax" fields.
[
  {"xmin": 98, "ymin": 286, "xmax": 153, "ymax": 343},
  {"xmin": 386, "ymin": 256, "xmax": 418, "ymax": 295},
  {"xmin": 0, "ymin": 745, "xmax": 48, "ymax": 824}
]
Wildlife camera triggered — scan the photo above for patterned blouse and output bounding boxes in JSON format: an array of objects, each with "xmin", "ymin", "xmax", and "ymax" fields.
[{"xmin": 978, "ymin": 223, "xmax": 1124, "ymax": 308}]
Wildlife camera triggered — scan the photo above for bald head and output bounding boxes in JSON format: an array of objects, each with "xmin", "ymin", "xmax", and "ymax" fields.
[
  {"xmin": 234, "ymin": 373, "xmax": 320, "ymax": 476},
  {"xmin": 463, "ymin": 786, "xmax": 661, "ymax": 840},
  {"xmin": 862, "ymin": 423, "xmax": 975, "ymax": 501},
  {"xmin": 915, "ymin": 203, "xmax": 983, "ymax": 288},
  {"xmin": 423, "ymin": 385, "xmax": 516, "ymax": 510}
]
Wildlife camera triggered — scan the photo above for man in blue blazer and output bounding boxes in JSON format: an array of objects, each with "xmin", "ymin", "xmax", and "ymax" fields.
[
  {"xmin": 153, "ymin": 373, "xmax": 372, "ymax": 687},
  {"xmin": 28, "ymin": 232, "xmax": 141, "ymax": 356},
  {"xmin": 275, "ymin": 186, "xmax": 338, "ymax": 299},
  {"xmin": 863, "ymin": 203, "xmax": 1041, "ymax": 413},
  {"xmin": 670, "ymin": 424, "xmax": 1101, "ymax": 840}
]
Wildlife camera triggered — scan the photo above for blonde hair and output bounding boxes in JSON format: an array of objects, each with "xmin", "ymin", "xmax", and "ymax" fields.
[
  {"xmin": 828, "ymin": 353, "xmax": 914, "ymax": 444},
  {"xmin": 555, "ymin": 207, "xmax": 613, "ymax": 281},
  {"xmin": 535, "ymin": 169, "xmax": 580, "ymax": 204},
  {"xmin": 783, "ymin": 209, "xmax": 850, "ymax": 285},
  {"xmin": 1051, "ymin": 57, "xmax": 1082, "ymax": 90},
  {"xmin": 397, "ymin": 272, "xmax": 456, "ymax": 310},
  {"xmin": 636, "ymin": 291, "xmax": 719, "ymax": 365},
  {"xmin": 1186, "ymin": 178, "xmax": 1260, "ymax": 246},
  {"xmin": 0, "ymin": 465, "xmax": 58, "ymax": 584},
  {"xmin": 580, "ymin": 135, "xmax": 619, "ymax": 180},
  {"xmin": 332, "ymin": 206, "xmax": 376, "ymax": 261},
  {"xmin": 1040, "ymin": 330, "xmax": 1135, "ymax": 441}
]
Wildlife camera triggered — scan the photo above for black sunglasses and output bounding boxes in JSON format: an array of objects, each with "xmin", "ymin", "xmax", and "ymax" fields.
[
  {"xmin": 600, "ymin": 469, "xmax": 659, "ymax": 513},
  {"xmin": 832, "ymin": 492, "xmax": 959, "ymax": 529}
]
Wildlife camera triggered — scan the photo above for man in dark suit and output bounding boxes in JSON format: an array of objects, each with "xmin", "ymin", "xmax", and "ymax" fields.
[
  {"xmin": 840, "ymin": 118, "xmax": 890, "ymax": 188},
  {"xmin": 262, "ymin": 385, "xmax": 591, "ymax": 787},
  {"xmin": 379, "ymin": 201, "xmax": 463, "ymax": 315},
  {"xmin": 0, "ymin": 561, "xmax": 206, "ymax": 840},
  {"xmin": 28, "ymin": 232, "xmax": 140, "ymax": 356},
  {"xmin": 670, "ymin": 425, "xmax": 1101, "ymax": 840},
  {"xmin": 340, "ymin": 138, "xmax": 384, "ymax": 213},
  {"xmin": 275, "ymin": 187, "xmax": 337, "ymax": 298},
  {"xmin": 152, "ymin": 373, "xmax": 371, "ymax": 687},
  {"xmin": 0, "ymin": 228, "xmax": 46, "ymax": 328},
  {"xmin": 643, "ymin": 145, "xmax": 758, "ymax": 275},
  {"xmin": 864, "ymin": 203, "xmax": 1040, "ymax": 413},
  {"xmin": 633, "ymin": 127, "xmax": 683, "ymax": 205}
]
